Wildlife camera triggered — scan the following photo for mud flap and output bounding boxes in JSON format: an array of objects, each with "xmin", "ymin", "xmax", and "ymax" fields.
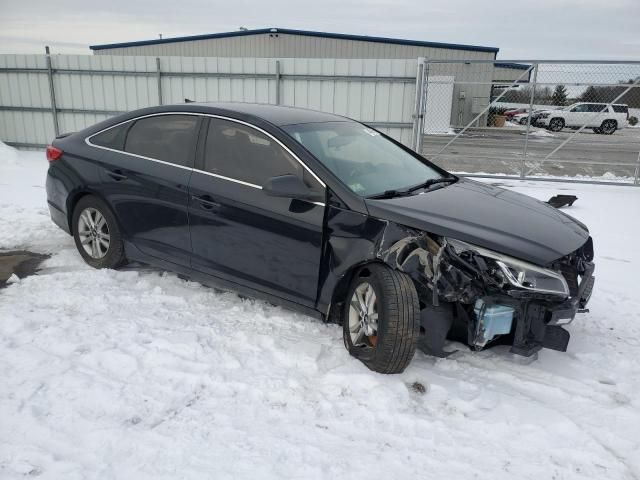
[
  {"xmin": 543, "ymin": 325, "xmax": 571, "ymax": 352},
  {"xmin": 547, "ymin": 195, "xmax": 578, "ymax": 208}
]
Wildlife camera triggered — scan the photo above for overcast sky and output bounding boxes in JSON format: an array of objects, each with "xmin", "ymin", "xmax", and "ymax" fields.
[{"xmin": 0, "ymin": 0, "xmax": 638, "ymax": 59}]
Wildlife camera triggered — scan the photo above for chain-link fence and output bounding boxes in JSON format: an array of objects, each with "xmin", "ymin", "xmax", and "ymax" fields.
[{"xmin": 414, "ymin": 60, "xmax": 640, "ymax": 185}]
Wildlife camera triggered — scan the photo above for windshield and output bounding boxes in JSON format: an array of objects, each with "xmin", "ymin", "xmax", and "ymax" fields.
[{"xmin": 283, "ymin": 121, "xmax": 443, "ymax": 197}]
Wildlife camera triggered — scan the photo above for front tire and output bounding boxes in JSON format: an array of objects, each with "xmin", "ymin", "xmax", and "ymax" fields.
[
  {"xmin": 548, "ymin": 118, "xmax": 565, "ymax": 132},
  {"xmin": 72, "ymin": 195, "xmax": 126, "ymax": 269},
  {"xmin": 342, "ymin": 264, "xmax": 420, "ymax": 374}
]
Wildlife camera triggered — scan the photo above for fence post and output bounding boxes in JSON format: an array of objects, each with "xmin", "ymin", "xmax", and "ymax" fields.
[
  {"xmin": 156, "ymin": 57, "xmax": 162, "ymax": 105},
  {"xmin": 417, "ymin": 59, "xmax": 430, "ymax": 154},
  {"xmin": 411, "ymin": 58, "xmax": 426, "ymax": 152},
  {"xmin": 275, "ymin": 60, "xmax": 281, "ymax": 105},
  {"xmin": 634, "ymin": 150, "xmax": 640, "ymax": 185},
  {"xmin": 45, "ymin": 46, "xmax": 60, "ymax": 137},
  {"xmin": 520, "ymin": 62, "xmax": 539, "ymax": 178}
]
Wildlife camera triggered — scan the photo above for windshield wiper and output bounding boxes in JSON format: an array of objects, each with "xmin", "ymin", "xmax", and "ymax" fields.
[
  {"xmin": 367, "ymin": 189, "xmax": 414, "ymax": 200},
  {"xmin": 404, "ymin": 176, "xmax": 457, "ymax": 193},
  {"xmin": 367, "ymin": 176, "xmax": 457, "ymax": 200}
]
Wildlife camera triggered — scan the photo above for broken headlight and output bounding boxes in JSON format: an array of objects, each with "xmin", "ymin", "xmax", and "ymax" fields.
[{"xmin": 447, "ymin": 239, "xmax": 569, "ymax": 298}]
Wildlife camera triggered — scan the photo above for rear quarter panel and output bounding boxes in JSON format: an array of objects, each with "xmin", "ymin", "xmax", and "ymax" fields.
[{"xmin": 47, "ymin": 135, "xmax": 106, "ymax": 231}]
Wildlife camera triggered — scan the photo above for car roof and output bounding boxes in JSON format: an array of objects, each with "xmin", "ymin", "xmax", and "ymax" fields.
[
  {"xmin": 189, "ymin": 102, "xmax": 351, "ymax": 126},
  {"xmin": 575, "ymin": 102, "xmax": 628, "ymax": 106}
]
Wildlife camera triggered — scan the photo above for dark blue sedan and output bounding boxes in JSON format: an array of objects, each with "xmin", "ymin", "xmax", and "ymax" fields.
[{"xmin": 45, "ymin": 103, "xmax": 595, "ymax": 373}]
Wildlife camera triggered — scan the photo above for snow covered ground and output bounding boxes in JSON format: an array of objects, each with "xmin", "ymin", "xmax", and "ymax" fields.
[{"xmin": 1, "ymin": 143, "xmax": 640, "ymax": 479}]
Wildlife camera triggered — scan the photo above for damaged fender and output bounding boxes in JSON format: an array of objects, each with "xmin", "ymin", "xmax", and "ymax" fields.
[{"xmin": 320, "ymin": 203, "xmax": 595, "ymax": 358}]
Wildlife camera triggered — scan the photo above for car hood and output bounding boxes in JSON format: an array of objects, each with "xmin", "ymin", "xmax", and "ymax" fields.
[{"xmin": 365, "ymin": 178, "xmax": 589, "ymax": 266}]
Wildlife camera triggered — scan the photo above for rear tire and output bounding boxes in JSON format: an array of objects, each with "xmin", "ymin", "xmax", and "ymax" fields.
[
  {"xmin": 600, "ymin": 119, "xmax": 617, "ymax": 135},
  {"xmin": 548, "ymin": 118, "xmax": 565, "ymax": 132},
  {"xmin": 72, "ymin": 195, "xmax": 126, "ymax": 269},
  {"xmin": 342, "ymin": 264, "xmax": 420, "ymax": 374}
]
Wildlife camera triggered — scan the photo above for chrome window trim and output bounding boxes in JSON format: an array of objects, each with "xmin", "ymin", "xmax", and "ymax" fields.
[{"xmin": 84, "ymin": 111, "xmax": 327, "ymax": 189}]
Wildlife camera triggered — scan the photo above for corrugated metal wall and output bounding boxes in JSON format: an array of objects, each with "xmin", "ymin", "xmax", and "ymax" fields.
[
  {"xmin": 0, "ymin": 54, "xmax": 418, "ymax": 148},
  {"xmin": 493, "ymin": 66, "xmax": 529, "ymax": 83},
  {"xmin": 93, "ymin": 33, "xmax": 496, "ymax": 61},
  {"xmin": 92, "ymin": 34, "xmax": 499, "ymax": 128}
]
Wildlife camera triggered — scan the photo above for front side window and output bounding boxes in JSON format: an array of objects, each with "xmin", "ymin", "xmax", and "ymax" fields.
[
  {"xmin": 204, "ymin": 118, "xmax": 319, "ymax": 188},
  {"xmin": 124, "ymin": 115, "xmax": 199, "ymax": 167},
  {"xmin": 283, "ymin": 121, "xmax": 443, "ymax": 197},
  {"xmin": 571, "ymin": 104, "xmax": 589, "ymax": 113}
]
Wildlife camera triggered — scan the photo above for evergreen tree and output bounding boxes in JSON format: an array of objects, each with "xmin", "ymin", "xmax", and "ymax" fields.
[
  {"xmin": 580, "ymin": 86, "xmax": 598, "ymax": 102},
  {"xmin": 551, "ymin": 85, "xmax": 568, "ymax": 106}
]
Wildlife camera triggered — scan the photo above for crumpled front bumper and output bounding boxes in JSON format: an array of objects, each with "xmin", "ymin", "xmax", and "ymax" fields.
[
  {"xmin": 508, "ymin": 262, "xmax": 595, "ymax": 356},
  {"xmin": 377, "ymin": 225, "xmax": 595, "ymax": 358}
]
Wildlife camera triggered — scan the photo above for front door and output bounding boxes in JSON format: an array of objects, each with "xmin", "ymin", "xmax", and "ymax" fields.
[
  {"xmin": 567, "ymin": 103, "xmax": 588, "ymax": 127},
  {"xmin": 188, "ymin": 117, "xmax": 325, "ymax": 307},
  {"xmin": 91, "ymin": 114, "xmax": 200, "ymax": 266}
]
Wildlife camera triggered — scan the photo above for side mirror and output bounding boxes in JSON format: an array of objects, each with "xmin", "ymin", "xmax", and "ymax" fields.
[{"xmin": 262, "ymin": 174, "xmax": 324, "ymax": 203}]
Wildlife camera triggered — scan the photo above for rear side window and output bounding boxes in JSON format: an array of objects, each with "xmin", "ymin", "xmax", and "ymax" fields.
[
  {"xmin": 204, "ymin": 118, "xmax": 317, "ymax": 188},
  {"xmin": 612, "ymin": 105, "xmax": 628, "ymax": 113},
  {"xmin": 91, "ymin": 123, "xmax": 128, "ymax": 150},
  {"xmin": 124, "ymin": 115, "xmax": 199, "ymax": 167},
  {"xmin": 586, "ymin": 104, "xmax": 607, "ymax": 113}
]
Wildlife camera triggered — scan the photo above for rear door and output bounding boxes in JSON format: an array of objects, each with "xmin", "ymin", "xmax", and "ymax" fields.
[
  {"xmin": 188, "ymin": 117, "xmax": 325, "ymax": 307},
  {"xmin": 586, "ymin": 103, "xmax": 608, "ymax": 127},
  {"xmin": 89, "ymin": 113, "xmax": 200, "ymax": 266}
]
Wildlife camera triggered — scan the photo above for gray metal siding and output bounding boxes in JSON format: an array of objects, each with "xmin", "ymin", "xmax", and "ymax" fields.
[
  {"xmin": 494, "ymin": 65, "xmax": 528, "ymax": 82},
  {"xmin": 0, "ymin": 54, "xmax": 418, "ymax": 147},
  {"xmin": 92, "ymin": 33, "xmax": 496, "ymax": 127}
]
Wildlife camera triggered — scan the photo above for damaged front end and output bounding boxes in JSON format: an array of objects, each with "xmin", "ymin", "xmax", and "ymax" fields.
[{"xmin": 380, "ymin": 227, "xmax": 595, "ymax": 358}]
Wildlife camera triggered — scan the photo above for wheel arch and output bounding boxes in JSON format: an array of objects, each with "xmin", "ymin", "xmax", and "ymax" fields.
[
  {"xmin": 327, "ymin": 257, "xmax": 429, "ymax": 324},
  {"xmin": 66, "ymin": 189, "xmax": 120, "ymax": 234},
  {"xmin": 327, "ymin": 260, "xmax": 387, "ymax": 323}
]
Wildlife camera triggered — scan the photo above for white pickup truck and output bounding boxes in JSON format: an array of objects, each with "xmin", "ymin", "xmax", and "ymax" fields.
[{"xmin": 536, "ymin": 103, "xmax": 629, "ymax": 134}]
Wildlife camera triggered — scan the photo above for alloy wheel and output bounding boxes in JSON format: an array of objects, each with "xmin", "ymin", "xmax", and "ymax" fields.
[
  {"xmin": 77, "ymin": 207, "xmax": 110, "ymax": 259},
  {"xmin": 348, "ymin": 281, "xmax": 379, "ymax": 347},
  {"xmin": 601, "ymin": 120, "xmax": 616, "ymax": 134},
  {"xmin": 549, "ymin": 118, "xmax": 564, "ymax": 132}
]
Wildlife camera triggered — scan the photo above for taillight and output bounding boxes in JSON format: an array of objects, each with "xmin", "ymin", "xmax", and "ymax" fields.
[{"xmin": 46, "ymin": 145, "xmax": 63, "ymax": 162}]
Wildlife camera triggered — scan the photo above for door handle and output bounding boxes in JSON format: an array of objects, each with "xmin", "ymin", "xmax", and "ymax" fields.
[
  {"xmin": 107, "ymin": 169, "xmax": 128, "ymax": 181},
  {"xmin": 192, "ymin": 194, "xmax": 221, "ymax": 210}
]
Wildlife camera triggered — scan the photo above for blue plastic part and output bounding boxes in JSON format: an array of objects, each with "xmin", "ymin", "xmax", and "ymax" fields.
[{"xmin": 473, "ymin": 299, "xmax": 514, "ymax": 347}]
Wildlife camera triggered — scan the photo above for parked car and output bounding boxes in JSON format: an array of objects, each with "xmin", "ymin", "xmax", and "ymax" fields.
[
  {"xmin": 537, "ymin": 103, "xmax": 629, "ymax": 134},
  {"xmin": 504, "ymin": 108, "xmax": 528, "ymax": 119},
  {"xmin": 45, "ymin": 103, "xmax": 595, "ymax": 373},
  {"xmin": 512, "ymin": 112, "xmax": 532, "ymax": 125},
  {"xmin": 511, "ymin": 110, "xmax": 550, "ymax": 126}
]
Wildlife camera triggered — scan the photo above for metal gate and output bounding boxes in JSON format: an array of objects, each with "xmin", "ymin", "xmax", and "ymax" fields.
[{"xmin": 412, "ymin": 59, "xmax": 640, "ymax": 186}]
